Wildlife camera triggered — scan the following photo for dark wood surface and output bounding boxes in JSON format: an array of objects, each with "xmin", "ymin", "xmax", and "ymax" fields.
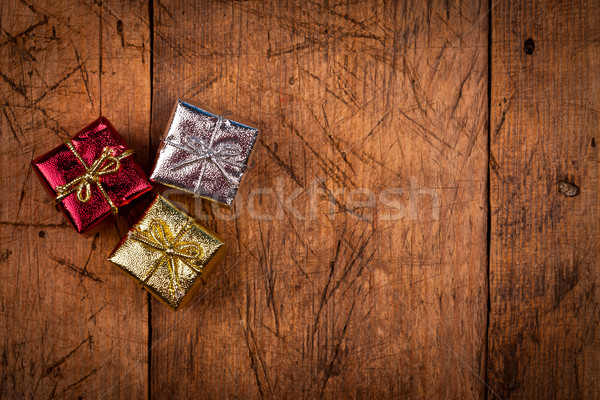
[
  {"xmin": 488, "ymin": 1, "xmax": 600, "ymax": 399},
  {"xmin": 0, "ymin": 1, "xmax": 150, "ymax": 399},
  {"xmin": 0, "ymin": 0, "xmax": 596, "ymax": 399},
  {"xmin": 150, "ymin": 1, "xmax": 488, "ymax": 399}
]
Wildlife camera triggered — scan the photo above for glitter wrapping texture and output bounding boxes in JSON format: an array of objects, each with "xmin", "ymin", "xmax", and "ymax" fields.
[
  {"xmin": 108, "ymin": 195, "xmax": 227, "ymax": 311},
  {"xmin": 32, "ymin": 117, "xmax": 152, "ymax": 233},
  {"xmin": 150, "ymin": 100, "xmax": 259, "ymax": 205}
]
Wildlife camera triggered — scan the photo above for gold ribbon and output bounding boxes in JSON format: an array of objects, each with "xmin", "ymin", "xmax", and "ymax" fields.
[
  {"xmin": 128, "ymin": 219, "xmax": 205, "ymax": 298},
  {"xmin": 52, "ymin": 141, "xmax": 134, "ymax": 214}
]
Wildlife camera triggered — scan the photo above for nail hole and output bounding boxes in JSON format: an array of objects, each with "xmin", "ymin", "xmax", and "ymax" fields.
[{"xmin": 524, "ymin": 38, "xmax": 535, "ymax": 55}]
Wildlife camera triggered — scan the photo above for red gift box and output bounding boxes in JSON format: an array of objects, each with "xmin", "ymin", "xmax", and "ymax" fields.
[{"xmin": 32, "ymin": 117, "xmax": 152, "ymax": 233}]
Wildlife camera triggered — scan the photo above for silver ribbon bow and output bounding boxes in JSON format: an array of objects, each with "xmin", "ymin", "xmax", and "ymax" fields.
[{"xmin": 164, "ymin": 113, "xmax": 246, "ymax": 195}]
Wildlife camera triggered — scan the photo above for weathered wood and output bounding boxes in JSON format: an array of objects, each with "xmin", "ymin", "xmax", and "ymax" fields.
[
  {"xmin": 151, "ymin": 1, "xmax": 489, "ymax": 398},
  {"xmin": 488, "ymin": 1, "xmax": 600, "ymax": 399},
  {"xmin": 0, "ymin": 1, "xmax": 150, "ymax": 398}
]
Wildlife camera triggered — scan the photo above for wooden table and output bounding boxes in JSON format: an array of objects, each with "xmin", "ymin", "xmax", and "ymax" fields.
[{"xmin": 1, "ymin": 1, "xmax": 598, "ymax": 399}]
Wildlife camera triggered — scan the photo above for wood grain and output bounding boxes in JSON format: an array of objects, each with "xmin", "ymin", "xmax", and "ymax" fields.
[
  {"xmin": 9, "ymin": 0, "xmax": 600, "ymax": 398},
  {"xmin": 488, "ymin": 1, "xmax": 600, "ymax": 399},
  {"xmin": 0, "ymin": 0, "xmax": 150, "ymax": 398},
  {"xmin": 150, "ymin": 1, "xmax": 489, "ymax": 398}
]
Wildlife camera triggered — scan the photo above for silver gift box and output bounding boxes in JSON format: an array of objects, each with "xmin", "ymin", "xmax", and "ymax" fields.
[{"xmin": 150, "ymin": 99, "xmax": 259, "ymax": 205}]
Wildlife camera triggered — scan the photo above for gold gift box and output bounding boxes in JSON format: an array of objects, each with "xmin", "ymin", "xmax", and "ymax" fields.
[{"xmin": 109, "ymin": 195, "xmax": 226, "ymax": 310}]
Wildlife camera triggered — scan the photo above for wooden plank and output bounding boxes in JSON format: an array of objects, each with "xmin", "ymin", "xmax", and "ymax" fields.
[
  {"xmin": 0, "ymin": 1, "xmax": 150, "ymax": 398},
  {"xmin": 489, "ymin": 1, "xmax": 600, "ymax": 398},
  {"xmin": 151, "ymin": 1, "xmax": 489, "ymax": 398}
]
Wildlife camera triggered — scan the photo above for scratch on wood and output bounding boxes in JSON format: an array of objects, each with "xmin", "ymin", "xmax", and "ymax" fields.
[
  {"xmin": 44, "ymin": 336, "xmax": 92, "ymax": 377},
  {"xmin": 74, "ymin": 48, "xmax": 94, "ymax": 108},
  {"xmin": 346, "ymin": 104, "xmax": 395, "ymax": 155},
  {"xmin": 56, "ymin": 368, "xmax": 97, "ymax": 396},
  {"xmin": 308, "ymin": 106, "xmax": 355, "ymax": 172},
  {"xmin": 258, "ymin": 138, "xmax": 304, "ymax": 188},
  {"xmin": 237, "ymin": 298, "xmax": 267, "ymax": 399},
  {"xmin": 0, "ymin": 16, "xmax": 48, "ymax": 46},
  {"xmin": 88, "ymin": 303, "xmax": 108, "ymax": 323},
  {"xmin": 33, "ymin": 65, "xmax": 80, "ymax": 105},
  {"xmin": 156, "ymin": 0, "xmax": 175, "ymax": 22},
  {"xmin": 397, "ymin": 107, "xmax": 461, "ymax": 155},
  {"xmin": 51, "ymin": 256, "xmax": 104, "ymax": 283},
  {"xmin": 0, "ymin": 103, "xmax": 23, "ymax": 144},
  {"xmin": 492, "ymin": 95, "xmax": 512, "ymax": 137},
  {"xmin": 282, "ymin": 113, "xmax": 356, "ymax": 187},
  {"xmin": 268, "ymin": 41, "xmax": 314, "ymax": 58},
  {"xmin": 14, "ymin": 158, "xmax": 34, "ymax": 225},
  {"xmin": 449, "ymin": 53, "xmax": 478, "ymax": 119},
  {"xmin": 299, "ymin": 67, "xmax": 356, "ymax": 109},
  {"xmin": 0, "ymin": 71, "xmax": 28, "ymax": 98},
  {"xmin": 320, "ymin": 299, "xmax": 356, "ymax": 397},
  {"xmin": 403, "ymin": 57, "xmax": 432, "ymax": 121},
  {"xmin": 257, "ymin": 225, "xmax": 280, "ymax": 336},
  {"xmin": 321, "ymin": 182, "xmax": 366, "ymax": 220}
]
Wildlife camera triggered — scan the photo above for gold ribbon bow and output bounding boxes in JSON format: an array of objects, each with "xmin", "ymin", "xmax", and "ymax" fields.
[
  {"xmin": 52, "ymin": 140, "xmax": 134, "ymax": 214},
  {"xmin": 128, "ymin": 219, "xmax": 205, "ymax": 298}
]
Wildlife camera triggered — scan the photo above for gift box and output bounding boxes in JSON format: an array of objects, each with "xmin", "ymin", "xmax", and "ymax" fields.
[
  {"xmin": 150, "ymin": 99, "xmax": 259, "ymax": 205},
  {"xmin": 32, "ymin": 117, "xmax": 152, "ymax": 233},
  {"xmin": 108, "ymin": 194, "xmax": 227, "ymax": 310}
]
